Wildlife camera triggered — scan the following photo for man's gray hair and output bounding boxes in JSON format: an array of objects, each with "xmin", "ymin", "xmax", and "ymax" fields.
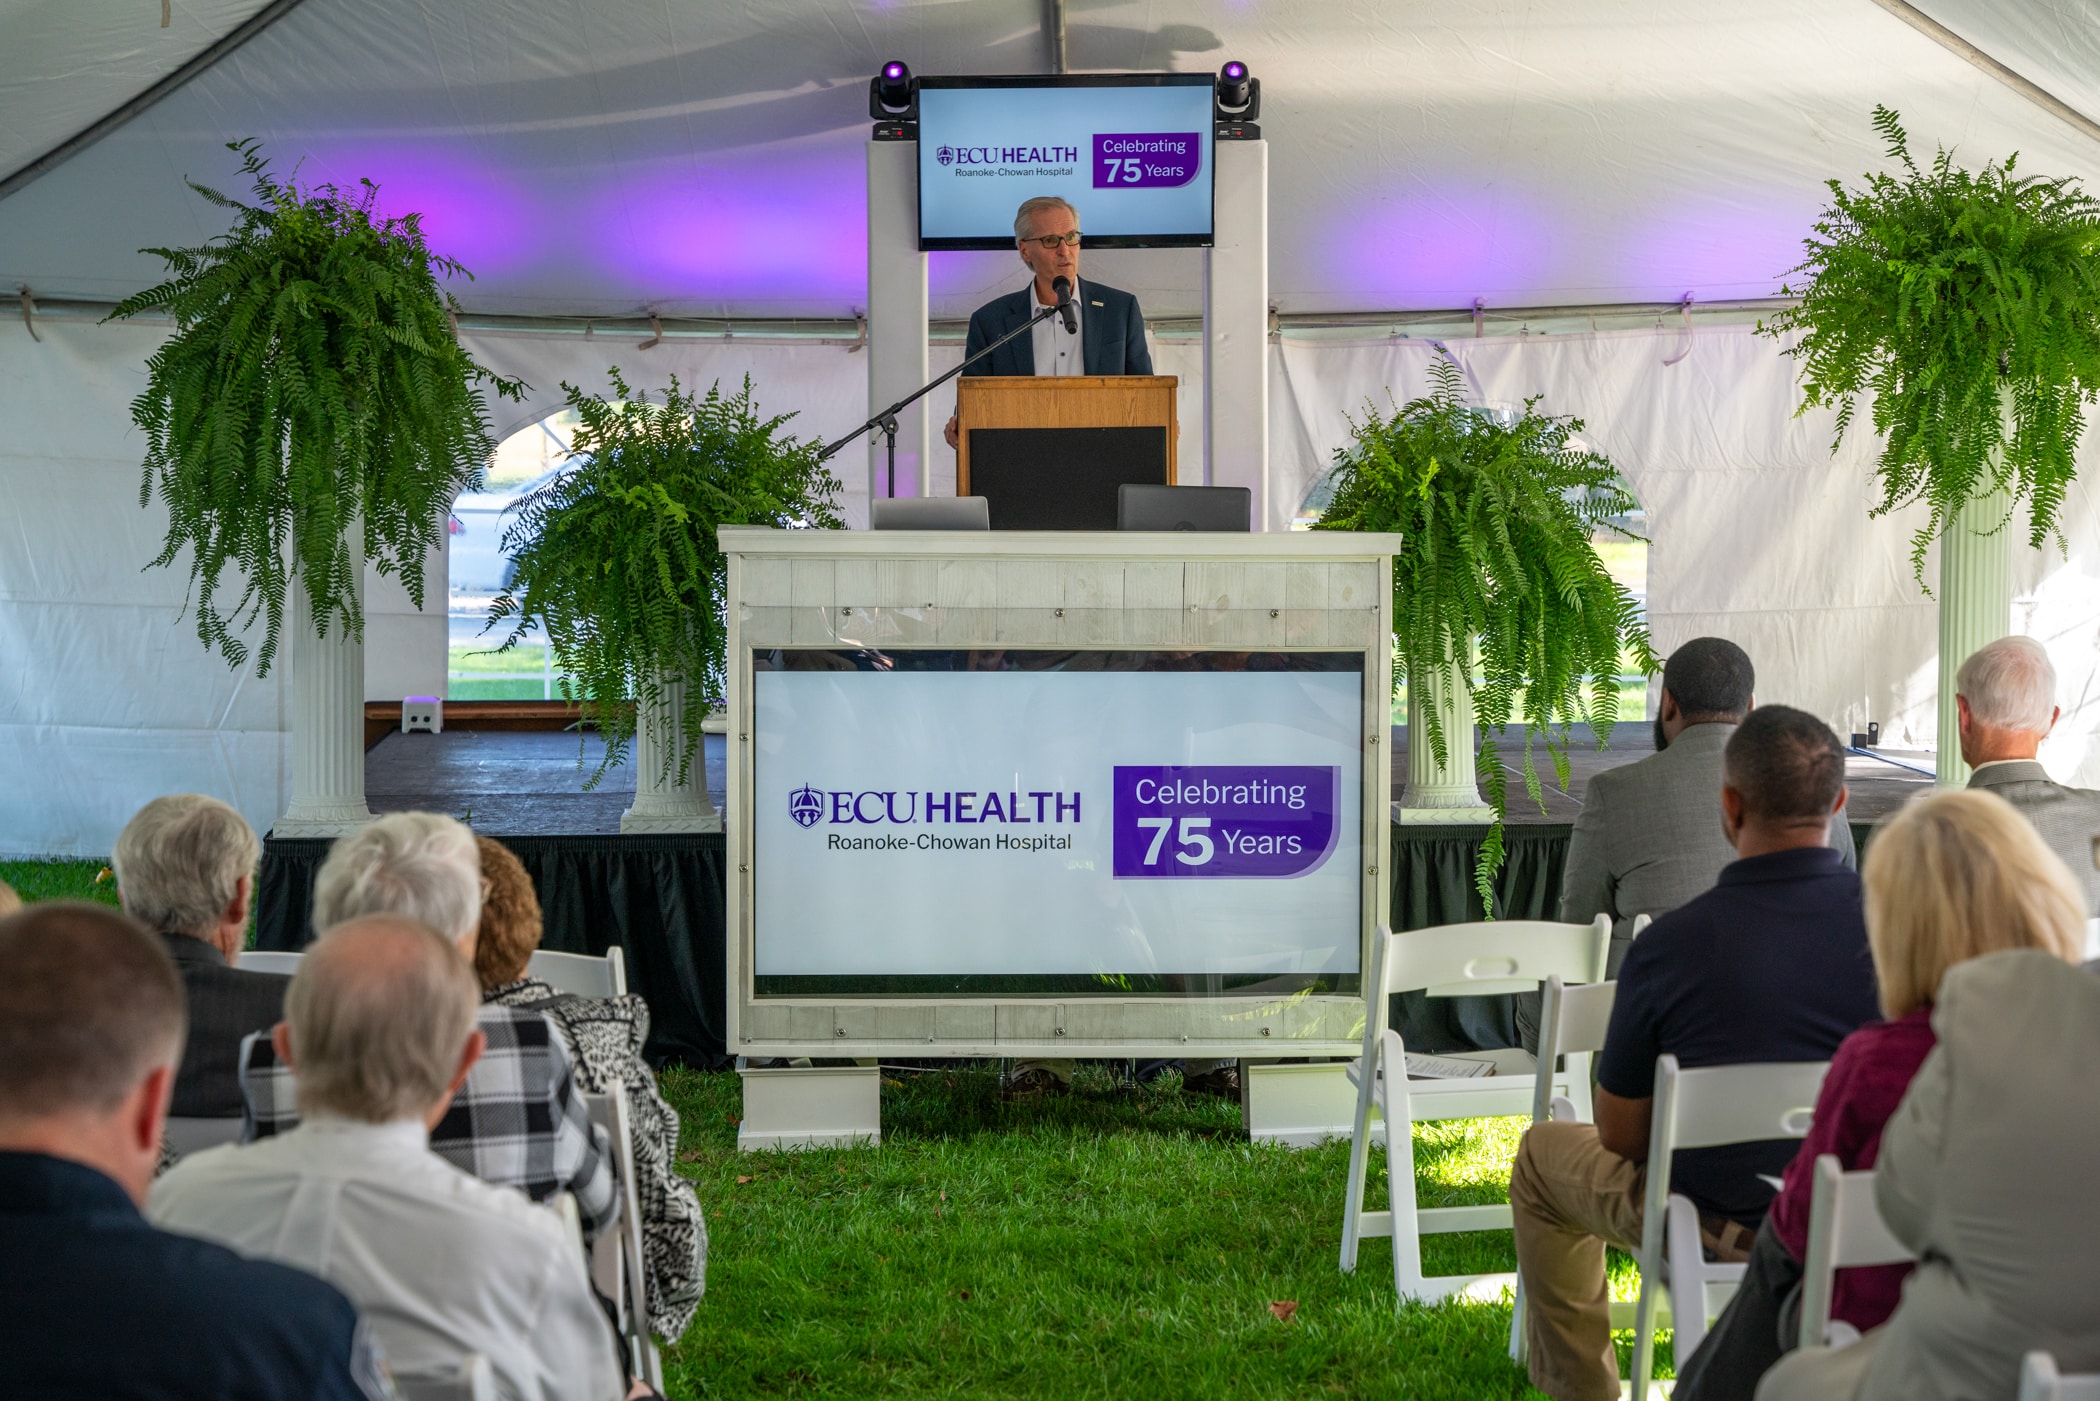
[
  {"xmin": 287, "ymin": 917, "xmax": 479, "ymax": 1123},
  {"xmin": 1014, "ymin": 195, "xmax": 1078, "ymax": 242},
  {"xmin": 1956, "ymin": 635, "xmax": 2058, "ymax": 735},
  {"xmin": 112, "ymin": 794, "xmax": 260, "ymax": 937},
  {"xmin": 312, "ymin": 812, "xmax": 482, "ymax": 943}
]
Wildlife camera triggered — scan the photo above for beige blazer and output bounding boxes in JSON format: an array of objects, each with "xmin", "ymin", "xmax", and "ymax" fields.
[{"xmin": 1759, "ymin": 950, "xmax": 2100, "ymax": 1401}]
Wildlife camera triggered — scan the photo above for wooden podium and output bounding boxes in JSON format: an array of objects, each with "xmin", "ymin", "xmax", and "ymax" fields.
[{"xmin": 955, "ymin": 375, "xmax": 1177, "ymax": 530}]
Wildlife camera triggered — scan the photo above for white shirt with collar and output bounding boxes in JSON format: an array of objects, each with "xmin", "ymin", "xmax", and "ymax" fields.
[
  {"xmin": 150, "ymin": 1114, "xmax": 623, "ymax": 1401},
  {"xmin": 1027, "ymin": 280, "xmax": 1085, "ymax": 377}
]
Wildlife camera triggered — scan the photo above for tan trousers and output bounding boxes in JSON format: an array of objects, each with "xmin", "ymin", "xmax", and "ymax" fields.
[{"xmin": 1510, "ymin": 1120, "xmax": 1650, "ymax": 1401}]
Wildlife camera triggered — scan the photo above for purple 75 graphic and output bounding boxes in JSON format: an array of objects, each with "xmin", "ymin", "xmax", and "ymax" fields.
[{"xmin": 1112, "ymin": 765, "xmax": 1340, "ymax": 879}]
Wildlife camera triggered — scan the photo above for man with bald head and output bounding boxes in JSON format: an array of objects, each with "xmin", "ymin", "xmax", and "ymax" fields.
[
  {"xmin": 1956, "ymin": 635, "xmax": 2100, "ymax": 914},
  {"xmin": 0, "ymin": 902, "xmax": 386, "ymax": 1398},
  {"xmin": 155, "ymin": 916, "xmax": 625, "ymax": 1401}
]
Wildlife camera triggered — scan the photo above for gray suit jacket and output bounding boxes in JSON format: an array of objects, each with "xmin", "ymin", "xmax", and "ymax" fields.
[
  {"xmin": 1763, "ymin": 952, "xmax": 2100, "ymax": 1401},
  {"xmin": 1967, "ymin": 759, "xmax": 2100, "ymax": 915},
  {"xmin": 1557, "ymin": 722, "xmax": 1857, "ymax": 971},
  {"xmin": 161, "ymin": 934, "xmax": 290, "ymax": 1119}
]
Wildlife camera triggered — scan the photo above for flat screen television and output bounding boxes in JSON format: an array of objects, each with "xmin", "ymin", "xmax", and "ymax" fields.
[
  {"xmin": 916, "ymin": 74, "xmax": 1215, "ymax": 250},
  {"xmin": 751, "ymin": 649, "xmax": 1363, "ymax": 998}
]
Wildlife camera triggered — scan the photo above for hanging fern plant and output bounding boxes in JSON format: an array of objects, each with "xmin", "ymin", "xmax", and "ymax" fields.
[
  {"xmin": 111, "ymin": 139, "xmax": 522, "ymax": 675},
  {"xmin": 1764, "ymin": 106, "xmax": 2100, "ymax": 582},
  {"xmin": 1314, "ymin": 358, "xmax": 1656, "ymax": 911},
  {"xmin": 489, "ymin": 370, "xmax": 844, "ymax": 789}
]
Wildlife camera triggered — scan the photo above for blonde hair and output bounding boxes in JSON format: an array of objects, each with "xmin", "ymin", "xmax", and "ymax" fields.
[
  {"xmin": 287, "ymin": 916, "xmax": 479, "ymax": 1123},
  {"xmin": 1863, "ymin": 789, "xmax": 2086, "ymax": 1018}
]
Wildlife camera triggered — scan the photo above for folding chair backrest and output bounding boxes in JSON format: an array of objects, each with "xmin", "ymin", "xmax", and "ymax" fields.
[
  {"xmin": 2021, "ymin": 1352, "xmax": 2100, "ymax": 1401},
  {"xmin": 1660, "ymin": 1058, "xmax": 1828, "ymax": 1151},
  {"xmin": 1531, "ymin": 978, "xmax": 1617, "ymax": 1125},
  {"xmin": 583, "ymin": 1085, "xmax": 653, "ymax": 1377},
  {"xmin": 1375, "ymin": 915, "xmax": 1611, "ymax": 999},
  {"xmin": 237, "ymin": 950, "xmax": 304, "ymax": 976},
  {"xmin": 529, "ymin": 947, "xmax": 627, "ymax": 998},
  {"xmin": 1799, "ymin": 1155, "xmax": 1914, "ymax": 1349},
  {"xmin": 163, "ymin": 1116, "xmax": 244, "ymax": 1157}
]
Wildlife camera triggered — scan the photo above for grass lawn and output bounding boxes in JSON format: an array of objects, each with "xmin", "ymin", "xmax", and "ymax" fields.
[
  {"xmin": 657, "ymin": 1064, "xmax": 1672, "ymax": 1400},
  {"xmin": 0, "ymin": 858, "xmax": 118, "ymax": 906}
]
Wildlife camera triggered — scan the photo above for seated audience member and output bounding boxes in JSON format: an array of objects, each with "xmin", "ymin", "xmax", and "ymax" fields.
[
  {"xmin": 1559, "ymin": 639, "xmax": 1858, "ymax": 974},
  {"xmin": 112, "ymin": 793, "xmax": 288, "ymax": 1119},
  {"xmin": 475, "ymin": 836, "xmax": 707, "ymax": 1336},
  {"xmin": 1511, "ymin": 705, "xmax": 1881, "ymax": 1401},
  {"xmin": 1756, "ymin": 945, "xmax": 2100, "ymax": 1401},
  {"xmin": 1676, "ymin": 789, "xmax": 2088, "ymax": 1401},
  {"xmin": 1955, "ymin": 635, "xmax": 2100, "ymax": 914},
  {"xmin": 241, "ymin": 812, "xmax": 618, "ymax": 1237},
  {"xmin": 155, "ymin": 916, "xmax": 626, "ymax": 1401},
  {"xmin": 0, "ymin": 902, "xmax": 385, "ymax": 1399}
]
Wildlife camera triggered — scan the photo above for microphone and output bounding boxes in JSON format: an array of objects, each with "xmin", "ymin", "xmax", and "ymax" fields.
[{"xmin": 1052, "ymin": 275, "xmax": 1078, "ymax": 334}]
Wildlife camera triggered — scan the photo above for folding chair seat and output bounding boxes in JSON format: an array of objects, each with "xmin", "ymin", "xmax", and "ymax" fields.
[
  {"xmin": 1796, "ymin": 1155, "xmax": 1913, "ymax": 1350},
  {"xmin": 1630, "ymin": 1055, "xmax": 1829, "ymax": 1395},
  {"xmin": 236, "ymin": 950, "xmax": 304, "ymax": 975},
  {"xmin": 529, "ymin": 946, "xmax": 628, "ymax": 998},
  {"xmin": 1338, "ymin": 914, "xmax": 1611, "ymax": 1302}
]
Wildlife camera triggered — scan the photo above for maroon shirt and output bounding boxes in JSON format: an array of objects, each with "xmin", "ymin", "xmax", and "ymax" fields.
[{"xmin": 1766, "ymin": 1006, "xmax": 1937, "ymax": 1331}]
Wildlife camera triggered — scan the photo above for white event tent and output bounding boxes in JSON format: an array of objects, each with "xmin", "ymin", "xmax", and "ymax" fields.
[{"xmin": 4, "ymin": 0, "xmax": 2100, "ymax": 857}]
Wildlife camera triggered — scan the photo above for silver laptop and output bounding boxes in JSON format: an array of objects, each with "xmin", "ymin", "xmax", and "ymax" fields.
[{"xmin": 871, "ymin": 496, "xmax": 991, "ymax": 530}]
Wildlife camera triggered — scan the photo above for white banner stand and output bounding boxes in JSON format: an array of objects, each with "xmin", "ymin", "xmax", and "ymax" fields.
[
  {"xmin": 1205, "ymin": 139, "xmax": 1269, "ymax": 524},
  {"xmin": 865, "ymin": 138, "xmax": 929, "ymax": 506},
  {"xmin": 1242, "ymin": 1061, "xmax": 1360, "ymax": 1147},
  {"xmin": 737, "ymin": 1063, "xmax": 882, "ymax": 1151}
]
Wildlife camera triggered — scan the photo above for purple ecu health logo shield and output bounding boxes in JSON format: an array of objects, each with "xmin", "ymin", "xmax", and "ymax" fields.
[
  {"xmin": 1112, "ymin": 766, "xmax": 1340, "ymax": 879},
  {"xmin": 1092, "ymin": 132, "xmax": 1202, "ymax": 189}
]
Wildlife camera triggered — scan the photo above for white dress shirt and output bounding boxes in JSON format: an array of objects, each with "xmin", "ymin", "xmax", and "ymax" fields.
[
  {"xmin": 151, "ymin": 1115, "xmax": 623, "ymax": 1401},
  {"xmin": 1028, "ymin": 281, "xmax": 1085, "ymax": 377}
]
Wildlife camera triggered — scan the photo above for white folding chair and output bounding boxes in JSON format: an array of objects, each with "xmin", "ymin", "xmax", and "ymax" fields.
[
  {"xmin": 237, "ymin": 950, "xmax": 304, "ymax": 975},
  {"xmin": 1797, "ymin": 1155, "xmax": 1914, "ymax": 1350},
  {"xmin": 1507, "ymin": 973, "xmax": 1621, "ymax": 1363},
  {"xmin": 2021, "ymin": 1352, "xmax": 2100, "ymax": 1401},
  {"xmin": 584, "ymin": 1084, "xmax": 661, "ymax": 1391},
  {"xmin": 393, "ymin": 1353, "xmax": 497, "ymax": 1401},
  {"xmin": 162, "ymin": 1116, "xmax": 244, "ymax": 1157},
  {"xmin": 1338, "ymin": 914, "xmax": 1612, "ymax": 1302},
  {"xmin": 530, "ymin": 946, "xmax": 628, "ymax": 998},
  {"xmin": 1630, "ymin": 1055, "xmax": 1829, "ymax": 1396}
]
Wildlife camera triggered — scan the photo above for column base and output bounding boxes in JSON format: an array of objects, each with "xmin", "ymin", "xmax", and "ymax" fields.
[
  {"xmin": 1394, "ymin": 797, "xmax": 1495, "ymax": 825},
  {"xmin": 272, "ymin": 802, "xmax": 374, "ymax": 839},
  {"xmin": 619, "ymin": 801, "xmax": 723, "ymax": 835}
]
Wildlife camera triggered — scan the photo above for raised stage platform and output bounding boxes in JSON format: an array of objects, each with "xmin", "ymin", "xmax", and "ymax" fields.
[{"xmin": 256, "ymin": 723, "xmax": 1933, "ymax": 1068}]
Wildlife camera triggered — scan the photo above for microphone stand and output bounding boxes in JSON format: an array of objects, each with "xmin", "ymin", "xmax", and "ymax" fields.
[{"xmin": 818, "ymin": 297, "xmax": 1071, "ymax": 497}]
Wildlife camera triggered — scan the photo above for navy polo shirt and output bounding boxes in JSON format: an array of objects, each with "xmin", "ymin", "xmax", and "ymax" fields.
[
  {"xmin": 1595, "ymin": 845, "xmax": 1880, "ymax": 1224},
  {"xmin": 0, "ymin": 1151, "xmax": 383, "ymax": 1399}
]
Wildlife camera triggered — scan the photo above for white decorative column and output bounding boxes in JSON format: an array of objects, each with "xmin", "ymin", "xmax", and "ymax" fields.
[
  {"xmin": 1398, "ymin": 648, "xmax": 1494, "ymax": 823},
  {"xmin": 1935, "ymin": 486, "xmax": 2014, "ymax": 788},
  {"xmin": 276, "ymin": 520, "xmax": 374, "ymax": 837},
  {"xmin": 866, "ymin": 137, "xmax": 929, "ymax": 502},
  {"xmin": 621, "ymin": 675, "xmax": 722, "ymax": 833},
  {"xmin": 1205, "ymin": 138, "xmax": 1269, "ymax": 520}
]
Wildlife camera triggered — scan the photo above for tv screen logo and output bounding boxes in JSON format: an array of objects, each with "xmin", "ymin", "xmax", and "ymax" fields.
[{"xmin": 1111, "ymin": 765, "xmax": 1340, "ymax": 879}]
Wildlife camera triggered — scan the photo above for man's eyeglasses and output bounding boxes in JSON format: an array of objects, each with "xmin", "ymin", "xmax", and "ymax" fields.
[{"xmin": 1022, "ymin": 231, "xmax": 1082, "ymax": 250}]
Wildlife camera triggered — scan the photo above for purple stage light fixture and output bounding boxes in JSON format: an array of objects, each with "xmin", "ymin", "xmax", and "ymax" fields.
[
  {"xmin": 1214, "ymin": 61, "xmax": 1260, "ymax": 136},
  {"xmin": 870, "ymin": 60, "xmax": 917, "ymax": 130}
]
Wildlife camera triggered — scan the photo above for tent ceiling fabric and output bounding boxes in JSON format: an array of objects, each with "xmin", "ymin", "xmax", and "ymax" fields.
[{"xmin": 4, "ymin": 0, "xmax": 2100, "ymax": 320}]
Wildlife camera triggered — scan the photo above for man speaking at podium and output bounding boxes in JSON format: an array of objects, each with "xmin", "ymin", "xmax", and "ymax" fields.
[{"xmin": 941, "ymin": 195, "xmax": 1154, "ymax": 449}]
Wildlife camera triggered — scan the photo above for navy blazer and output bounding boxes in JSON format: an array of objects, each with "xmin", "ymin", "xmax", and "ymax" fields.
[
  {"xmin": 963, "ymin": 278, "xmax": 1154, "ymax": 377},
  {"xmin": 0, "ymin": 1151, "xmax": 380, "ymax": 1398}
]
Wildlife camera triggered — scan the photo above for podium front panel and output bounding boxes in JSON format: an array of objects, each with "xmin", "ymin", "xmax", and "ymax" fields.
[{"xmin": 968, "ymin": 426, "xmax": 1167, "ymax": 530}]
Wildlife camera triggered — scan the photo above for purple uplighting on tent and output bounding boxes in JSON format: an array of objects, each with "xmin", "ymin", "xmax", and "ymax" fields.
[
  {"xmin": 601, "ymin": 159, "xmax": 865, "ymax": 304},
  {"xmin": 1320, "ymin": 181, "xmax": 1553, "ymax": 307},
  {"xmin": 309, "ymin": 148, "xmax": 539, "ymax": 281},
  {"xmin": 1616, "ymin": 197, "xmax": 1812, "ymax": 302}
]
